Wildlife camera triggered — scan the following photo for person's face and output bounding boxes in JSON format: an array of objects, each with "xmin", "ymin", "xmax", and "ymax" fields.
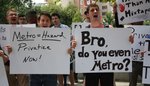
[
  {"xmin": 18, "ymin": 17, "xmax": 26, "ymax": 24},
  {"xmin": 7, "ymin": 11, "xmax": 18, "ymax": 24},
  {"xmin": 88, "ymin": 6, "xmax": 100, "ymax": 21},
  {"xmin": 38, "ymin": 15, "xmax": 51, "ymax": 27},
  {"xmin": 52, "ymin": 16, "xmax": 60, "ymax": 26}
]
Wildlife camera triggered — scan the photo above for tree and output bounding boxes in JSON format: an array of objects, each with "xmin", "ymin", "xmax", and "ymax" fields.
[
  {"xmin": 103, "ymin": 12, "xmax": 114, "ymax": 25},
  {"xmin": 39, "ymin": 2, "xmax": 82, "ymax": 26},
  {"xmin": 62, "ymin": 3, "xmax": 79, "ymax": 26},
  {"xmin": 72, "ymin": 11, "xmax": 83, "ymax": 22},
  {"xmin": 0, "ymin": 0, "xmax": 32, "ymax": 23}
]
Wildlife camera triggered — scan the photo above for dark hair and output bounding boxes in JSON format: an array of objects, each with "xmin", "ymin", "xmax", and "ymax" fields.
[
  {"xmin": 86, "ymin": 3, "xmax": 99, "ymax": 13},
  {"xmin": 26, "ymin": 10, "xmax": 37, "ymax": 24},
  {"xmin": 84, "ymin": 10, "xmax": 88, "ymax": 15},
  {"xmin": 37, "ymin": 12, "xmax": 51, "ymax": 21},
  {"xmin": 51, "ymin": 13, "xmax": 60, "ymax": 19},
  {"xmin": 26, "ymin": 10, "xmax": 37, "ymax": 18},
  {"xmin": 18, "ymin": 14, "xmax": 25, "ymax": 17}
]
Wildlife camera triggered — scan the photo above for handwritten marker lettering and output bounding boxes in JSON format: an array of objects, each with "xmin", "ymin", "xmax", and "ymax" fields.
[
  {"xmin": 17, "ymin": 43, "xmax": 51, "ymax": 51},
  {"xmin": 23, "ymin": 55, "xmax": 42, "ymax": 63},
  {"xmin": 0, "ymin": 26, "xmax": 6, "ymax": 32},
  {"xmin": 12, "ymin": 32, "xmax": 36, "ymax": 41}
]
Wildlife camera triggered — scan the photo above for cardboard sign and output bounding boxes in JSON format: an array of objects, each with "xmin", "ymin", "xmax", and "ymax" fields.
[
  {"xmin": 0, "ymin": 58, "xmax": 9, "ymax": 86},
  {"xmin": 10, "ymin": 27, "xmax": 70, "ymax": 74},
  {"xmin": 16, "ymin": 24, "xmax": 36, "ymax": 28},
  {"xmin": 142, "ymin": 38, "xmax": 150, "ymax": 84},
  {"xmin": 75, "ymin": 28, "xmax": 132, "ymax": 73},
  {"xmin": 117, "ymin": 0, "xmax": 150, "ymax": 24},
  {"xmin": 72, "ymin": 22, "xmax": 90, "ymax": 35},
  {"xmin": 125, "ymin": 25, "xmax": 150, "ymax": 61},
  {"xmin": 0, "ymin": 25, "xmax": 11, "ymax": 47}
]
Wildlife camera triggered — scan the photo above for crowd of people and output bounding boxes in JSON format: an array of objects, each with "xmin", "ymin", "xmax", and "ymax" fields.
[{"xmin": 0, "ymin": 2, "xmax": 150, "ymax": 86}]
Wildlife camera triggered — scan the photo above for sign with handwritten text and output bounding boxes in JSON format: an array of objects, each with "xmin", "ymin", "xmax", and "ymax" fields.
[
  {"xmin": 10, "ymin": 27, "xmax": 70, "ymax": 74},
  {"xmin": 0, "ymin": 24, "xmax": 11, "ymax": 47},
  {"xmin": 125, "ymin": 25, "xmax": 150, "ymax": 61},
  {"xmin": 0, "ymin": 58, "xmax": 9, "ymax": 86},
  {"xmin": 75, "ymin": 28, "xmax": 132, "ymax": 73},
  {"xmin": 72, "ymin": 22, "xmax": 90, "ymax": 35},
  {"xmin": 142, "ymin": 39, "xmax": 150, "ymax": 84},
  {"xmin": 0, "ymin": 24, "xmax": 36, "ymax": 47},
  {"xmin": 117, "ymin": 0, "xmax": 150, "ymax": 24}
]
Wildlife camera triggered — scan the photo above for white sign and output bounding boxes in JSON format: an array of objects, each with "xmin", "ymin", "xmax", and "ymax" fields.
[
  {"xmin": 117, "ymin": 0, "xmax": 150, "ymax": 24},
  {"xmin": 10, "ymin": 27, "xmax": 70, "ymax": 74},
  {"xmin": 125, "ymin": 25, "xmax": 150, "ymax": 61},
  {"xmin": 72, "ymin": 22, "xmax": 90, "ymax": 35},
  {"xmin": 142, "ymin": 39, "xmax": 150, "ymax": 84},
  {"xmin": 0, "ymin": 58, "xmax": 9, "ymax": 86},
  {"xmin": 0, "ymin": 25, "xmax": 11, "ymax": 47},
  {"xmin": 75, "ymin": 28, "xmax": 132, "ymax": 73},
  {"xmin": 16, "ymin": 24, "xmax": 36, "ymax": 28}
]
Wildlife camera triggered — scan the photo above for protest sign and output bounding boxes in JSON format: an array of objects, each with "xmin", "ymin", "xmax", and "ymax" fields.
[
  {"xmin": 10, "ymin": 27, "xmax": 70, "ymax": 74},
  {"xmin": 0, "ymin": 24, "xmax": 11, "ymax": 47},
  {"xmin": 125, "ymin": 25, "xmax": 150, "ymax": 61},
  {"xmin": 142, "ymin": 38, "xmax": 150, "ymax": 84},
  {"xmin": 16, "ymin": 24, "xmax": 36, "ymax": 27},
  {"xmin": 0, "ymin": 58, "xmax": 9, "ymax": 86},
  {"xmin": 75, "ymin": 28, "xmax": 132, "ymax": 73},
  {"xmin": 117, "ymin": 0, "xmax": 150, "ymax": 24},
  {"xmin": 72, "ymin": 22, "xmax": 90, "ymax": 35}
]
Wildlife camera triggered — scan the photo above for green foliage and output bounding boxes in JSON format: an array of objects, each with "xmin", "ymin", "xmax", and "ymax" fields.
[
  {"xmin": 144, "ymin": 20, "xmax": 150, "ymax": 25},
  {"xmin": 103, "ymin": 12, "xmax": 114, "ymax": 25},
  {"xmin": 72, "ymin": 11, "xmax": 83, "ymax": 22},
  {"xmin": 41, "ymin": 3, "xmax": 62, "ymax": 14},
  {"xmin": 0, "ymin": 0, "xmax": 32, "ymax": 23},
  {"xmin": 40, "ymin": 2, "xmax": 82, "ymax": 26},
  {"xmin": 63, "ymin": 3, "xmax": 78, "ymax": 26}
]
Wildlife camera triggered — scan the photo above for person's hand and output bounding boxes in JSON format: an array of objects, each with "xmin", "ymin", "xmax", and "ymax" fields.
[
  {"xmin": 5, "ymin": 45, "xmax": 12, "ymax": 54},
  {"xmin": 67, "ymin": 48, "xmax": 73, "ymax": 55},
  {"xmin": 71, "ymin": 40, "xmax": 77, "ymax": 49},
  {"xmin": 0, "ymin": 50, "xmax": 4, "ymax": 57},
  {"xmin": 129, "ymin": 35, "xmax": 134, "ymax": 44},
  {"xmin": 140, "ymin": 51, "xmax": 146, "ymax": 57},
  {"xmin": 0, "ymin": 50, "xmax": 9, "ymax": 62}
]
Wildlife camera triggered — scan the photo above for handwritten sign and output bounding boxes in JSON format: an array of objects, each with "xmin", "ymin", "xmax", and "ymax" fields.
[
  {"xmin": 142, "ymin": 39, "xmax": 150, "ymax": 84},
  {"xmin": 10, "ymin": 27, "xmax": 70, "ymax": 74},
  {"xmin": 72, "ymin": 22, "xmax": 90, "ymax": 35},
  {"xmin": 0, "ymin": 24, "xmax": 11, "ymax": 47},
  {"xmin": 117, "ymin": 0, "xmax": 150, "ymax": 24},
  {"xmin": 0, "ymin": 58, "xmax": 9, "ymax": 86},
  {"xmin": 74, "ymin": 28, "xmax": 132, "ymax": 73},
  {"xmin": 16, "ymin": 24, "xmax": 36, "ymax": 28},
  {"xmin": 125, "ymin": 25, "xmax": 150, "ymax": 61},
  {"xmin": 0, "ymin": 24, "xmax": 36, "ymax": 46}
]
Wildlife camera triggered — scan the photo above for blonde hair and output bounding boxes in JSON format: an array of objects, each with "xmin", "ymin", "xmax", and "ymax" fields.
[{"xmin": 6, "ymin": 8, "xmax": 17, "ymax": 16}]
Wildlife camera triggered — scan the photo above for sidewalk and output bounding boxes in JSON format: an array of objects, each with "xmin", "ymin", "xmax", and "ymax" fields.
[
  {"xmin": 115, "ymin": 81, "xmax": 143, "ymax": 86},
  {"xmin": 64, "ymin": 73, "xmax": 144, "ymax": 86},
  {"xmin": 66, "ymin": 79, "xmax": 143, "ymax": 86}
]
